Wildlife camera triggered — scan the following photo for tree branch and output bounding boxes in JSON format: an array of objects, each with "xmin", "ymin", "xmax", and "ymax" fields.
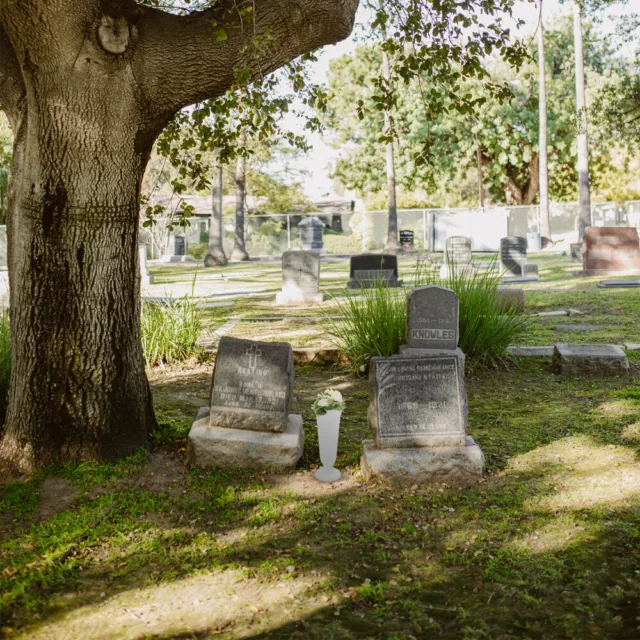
[
  {"xmin": 134, "ymin": 0, "xmax": 359, "ymax": 121},
  {"xmin": 0, "ymin": 21, "xmax": 26, "ymax": 130}
]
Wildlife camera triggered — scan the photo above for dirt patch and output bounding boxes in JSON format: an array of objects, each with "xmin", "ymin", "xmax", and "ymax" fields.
[
  {"xmin": 36, "ymin": 477, "xmax": 80, "ymax": 521},
  {"xmin": 131, "ymin": 449, "xmax": 189, "ymax": 498}
]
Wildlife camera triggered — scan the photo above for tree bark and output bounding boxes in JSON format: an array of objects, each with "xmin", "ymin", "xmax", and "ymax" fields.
[
  {"xmin": 205, "ymin": 162, "xmax": 228, "ymax": 266},
  {"xmin": 230, "ymin": 150, "xmax": 250, "ymax": 261},
  {"xmin": 538, "ymin": 10, "xmax": 552, "ymax": 247},
  {"xmin": 0, "ymin": 0, "xmax": 359, "ymax": 473}
]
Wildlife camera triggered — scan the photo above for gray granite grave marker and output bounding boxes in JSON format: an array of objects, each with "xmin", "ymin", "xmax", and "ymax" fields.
[
  {"xmin": 347, "ymin": 254, "xmax": 402, "ymax": 288},
  {"xmin": 405, "ymin": 285, "xmax": 458, "ymax": 350},
  {"xmin": 500, "ymin": 236, "xmax": 527, "ymax": 276},
  {"xmin": 276, "ymin": 251, "xmax": 323, "ymax": 304},
  {"xmin": 209, "ymin": 337, "xmax": 293, "ymax": 432},
  {"xmin": 445, "ymin": 236, "xmax": 472, "ymax": 266}
]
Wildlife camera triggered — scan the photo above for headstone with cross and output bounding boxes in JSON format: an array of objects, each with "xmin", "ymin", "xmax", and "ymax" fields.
[
  {"xmin": 188, "ymin": 336, "xmax": 303, "ymax": 470},
  {"xmin": 276, "ymin": 251, "xmax": 323, "ymax": 305},
  {"xmin": 208, "ymin": 336, "xmax": 294, "ymax": 433}
]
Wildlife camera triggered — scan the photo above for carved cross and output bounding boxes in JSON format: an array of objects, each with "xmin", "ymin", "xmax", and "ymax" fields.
[{"xmin": 245, "ymin": 344, "xmax": 263, "ymax": 369}]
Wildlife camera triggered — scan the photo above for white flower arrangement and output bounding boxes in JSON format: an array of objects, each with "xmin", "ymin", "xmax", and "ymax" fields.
[{"xmin": 312, "ymin": 388, "xmax": 346, "ymax": 416}]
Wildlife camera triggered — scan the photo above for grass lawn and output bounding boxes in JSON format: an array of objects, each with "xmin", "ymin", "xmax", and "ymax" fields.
[{"xmin": 2, "ymin": 251, "xmax": 640, "ymax": 638}]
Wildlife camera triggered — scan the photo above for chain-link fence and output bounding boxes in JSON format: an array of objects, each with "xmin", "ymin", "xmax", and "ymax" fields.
[{"xmin": 141, "ymin": 200, "xmax": 640, "ymax": 258}]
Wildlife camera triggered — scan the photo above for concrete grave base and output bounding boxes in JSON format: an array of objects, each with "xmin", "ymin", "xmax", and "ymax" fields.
[
  {"xmin": 574, "ymin": 269, "xmax": 640, "ymax": 277},
  {"xmin": 438, "ymin": 264, "xmax": 476, "ymax": 279},
  {"xmin": 160, "ymin": 255, "xmax": 197, "ymax": 263},
  {"xmin": 598, "ymin": 279, "xmax": 640, "ymax": 288},
  {"xmin": 507, "ymin": 345, "xmax": 554, "ymax": 357},
  {"xmin": 187, "ymin": 412, "xmax": 304, "ymax": 469},
  {"xmin": 275, "ymin": 290, "xmax": 324, "ymax": 305},
  {"xmin": 360, "ymin": 437, "xmax": 484, "ymax": 486},
  {"xmin": 347, "ymin": 278, "xmax": 403, "ymax": 289},
  {"xmin": 552, "ymin": 344, "xmax": 630, "ymax": 377}
]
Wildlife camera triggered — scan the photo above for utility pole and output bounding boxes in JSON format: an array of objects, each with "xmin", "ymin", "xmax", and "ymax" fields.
[
  {"xmin": 574, "ymin": 0, "xmax": 591, "ymax": 241},
  {"xmin": 538, "ymin": 5, "xmax": 552, "ymax": 246}
]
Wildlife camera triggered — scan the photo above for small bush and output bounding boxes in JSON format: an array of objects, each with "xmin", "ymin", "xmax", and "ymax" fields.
[
  {"xmin": 0, "ymin": 311, "xmax": 10, "ymax": 423},
  {"xmin": 326, "ymin": 277, "xmax": 406, "ymax": 372},
  {"xmin": 141, "ymin": 288, "xmax": 202, "ymax": 367},
  {"xmin": 188, "ymin": 243, "xmax": 208, "ymax": 260}
]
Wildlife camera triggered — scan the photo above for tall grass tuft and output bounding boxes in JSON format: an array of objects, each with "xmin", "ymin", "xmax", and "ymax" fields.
[
  {"xmin": 141, "ymin": 288, "xmax": 202, "ymax": 367},
  {"xmin": 414, "ymin": 258, "xmax": 530, "ymax": 365},
  {"xmin": 327, "ymin": 258, "xmax": 530, "ymax": 371},
  {"xmin": 0, "ymin": 311, "xmax": 10, "ymax": 424},
  {"xmin": 326, "ymin": 276, "xmax": 406, "ymax": 372}
]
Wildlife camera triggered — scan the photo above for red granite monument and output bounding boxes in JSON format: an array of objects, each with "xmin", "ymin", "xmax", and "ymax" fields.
[{"xmin": 580, "ymin": 227, "xmax": 640, "ymax": 276}]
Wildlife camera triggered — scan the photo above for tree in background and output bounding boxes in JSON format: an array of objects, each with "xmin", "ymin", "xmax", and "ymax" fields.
[{"xmin": 324, "ymin": 16, "xmax": 629, "ymax": 208}]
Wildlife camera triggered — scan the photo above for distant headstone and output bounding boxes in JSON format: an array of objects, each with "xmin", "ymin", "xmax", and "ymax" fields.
[
  {"xmin": 400, "ymin": 230, "xmax": 415, "ymax": 250},
  {"xmin": 161, "ymin": 234, "xmax": 195, "ymax": 263},
  {"xmin": 581, "ymin": 227, "xmax": 640, "ymax": 275},
  {"xmin": 445, "ymin": 236, "xmax": 472, "ymax": 266},
  {"xmin": 500, "ymin": 236, "xmax": 527, "ymax": 276},
  {"xmin": 276, "ymin": 251, "xmax": 323, "ymax": 305},
  {"xmin": 187, "ymin": 337, "xmax": 303, "ymax": 469},
  {"xmin": 361, "ymin": 286, "xmax": 483, "ymax": 485},
  {"xmin": 298, "ymin": 216, "xmax": 324, "ymax": 251},
  {"xmin": 526, "ymin": 232, "xmax": 541, "ymax": 251},
  {"xmin": 552, "ymin": 344, "xmax": 629, "ymax": 376},
  {"xmin": 404, "ymin": 286, "xmax": 458, "ymax": 351},
  {"xmin": 347, "ymin": 254, "xmax": 402, "ymax": 288},
  {"xmin": 139, "ymin": 246, "xmax": 153, "ymax": 288},
  {"xmin": 496, "ymin": 287, "xmax": 525, "ymax": 313}
]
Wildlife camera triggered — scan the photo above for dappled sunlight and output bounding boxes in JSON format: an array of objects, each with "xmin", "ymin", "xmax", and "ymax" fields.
[
  {"xmin": 18, "ymin": 569, "xmax": 329, "ymax": 640},
  {"xmin": 621, "ymin": 422, "xmax": 640, "ymax": 443},
  {"xmin": 508, "ymin": 514, "xmax": 595, "ymax": 555},
  {"xmin": 505, "ymin": 435, "xmax": 640, "ymax": 511},
  {"xmin": 597, "ymin": 398, "xmax": 640, "ymax": 418}
]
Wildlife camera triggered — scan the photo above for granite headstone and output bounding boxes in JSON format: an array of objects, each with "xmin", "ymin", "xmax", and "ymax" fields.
[
  {"xmin": 500, "ymin": 236, "xmax": 527, "ymax": 276},
  {"xmin": 209, "ymin": 337, "xmax": 294, "ymax": 432},
  {"xmin": 581, "ymin": 227, "xmax": 640, "ymax": 275},
  {"xmin": 298, "ymin": 216, "xmax": 324, "ymax": 251},
  {"xmin": 347, "ymin": 254, "xmax": 402, "ymax": 288},
  {"xmin": 405, "ymin": 285, "xmax": 458, "ymax": 351},
  {"xmin": 276, "ymin": 251, "xmax": 323, "ymax": 304},
  {"xmin": 445, "ymin": 236, "xmax": 472, "ymax": 266}
]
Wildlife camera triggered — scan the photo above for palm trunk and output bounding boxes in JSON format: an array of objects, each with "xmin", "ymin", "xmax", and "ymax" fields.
[
  {"xmin": 230, "ymin": 152, "xmax": 249, "ymax": 261},
  {"xmin": 538, "ymin": 12, "xmax": 552, "ymax": 246},
  {"xmin": 205, "ymin": 161, "xmax": 227, "ymax": 266},
  {"xmin": 574, "ymin": 0, "xmax": 592, "ymax": 240}
]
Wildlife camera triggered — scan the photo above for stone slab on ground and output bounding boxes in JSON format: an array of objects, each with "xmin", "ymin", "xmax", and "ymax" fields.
[
  {"xmin": 536, "ymin": 310, "xmax": 568, "ymax": 317},
  {"xmin": 624, "ymin": 343, "xmax": 640, "ymax": 351},
  {"xmin": 507, "ymin": 346, "xmax": 555, "ymax": 357},
  {"xmin": 360, "ymin": 437, "xmax": 484, "ymax": 485},
  {"xmin": 552, "ymin": 344, "xmax": 630, "ymax": 376},
  {"xmin": 553, "ymin": 324, "xmax": 609, "ymax": 332},
  {"xmin": 598, "ymin": 279, "xmax": 640, "ymax": 288},
  {"xmin": 187, "ymin": 413, "xmax": 304, "ymax": 469}
]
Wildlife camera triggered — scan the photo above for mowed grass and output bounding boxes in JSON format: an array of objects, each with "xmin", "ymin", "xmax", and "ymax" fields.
[{"xmin": 1, "ymin": 252, "xmax": 640, "ymax": 638}]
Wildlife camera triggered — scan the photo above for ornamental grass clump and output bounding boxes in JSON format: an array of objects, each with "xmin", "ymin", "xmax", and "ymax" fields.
[
  {"xmin": 414, "ymin": 258, "xmax": 530, "ymax": 365},
  {"xmin": 141, "ymin": 289, "xmax": 202, "ymax": 367},
  {"xmin": 326, "ymin": 276, "xmax": 406, "ymax": 373}
]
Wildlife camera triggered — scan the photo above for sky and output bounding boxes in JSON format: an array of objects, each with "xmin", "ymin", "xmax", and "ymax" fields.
[{"xmin": 290, "ymin": 0, "xmax": 636, "ymax": 201}]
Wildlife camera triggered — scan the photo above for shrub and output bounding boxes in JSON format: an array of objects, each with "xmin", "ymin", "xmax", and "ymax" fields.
[
  {"xmin": 326, "ymin": 277, "xmax": 406, "ymax": 372},
  {"xmin": 188, "ymin": 242, "xmax": 208, "ymax": 260},
  {"xmin": 141, "ymin": 287, "xmax": 202, "ymax": 367}
]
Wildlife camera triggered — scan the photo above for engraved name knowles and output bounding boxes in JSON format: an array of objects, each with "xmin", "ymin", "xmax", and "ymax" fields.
[{"xmin": 411, "ymin": 328, "xmax": 455, "ymax": 340}]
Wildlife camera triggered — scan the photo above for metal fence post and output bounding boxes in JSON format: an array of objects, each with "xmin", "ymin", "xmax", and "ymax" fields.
[
  {"xmin": 422, "ymin": 209, "xmax": 427, "ymax": 249},
  {"xmin": 287, "ymin": 214, "xmax": 291, "ymax": 249},
  {"xmin": 362, "ymin": 211, "xmax": 367, "ymax": 252}
]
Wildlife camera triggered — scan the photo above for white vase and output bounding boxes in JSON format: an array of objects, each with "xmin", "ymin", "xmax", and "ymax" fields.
[{"xmin": 315, "ymin": 410, "xmax": 342, "ymax": 482}]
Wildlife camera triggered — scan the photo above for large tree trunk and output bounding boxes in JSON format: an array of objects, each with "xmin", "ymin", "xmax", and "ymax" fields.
[
  {"xmin": 538, "ymin": 13, "xmax": 552, "ymax": 247},
  {"xmin": 0, "ymin": 55, "xmax": 156, "ymax": 473},
  {"xmin": 505, "ymin": 154, "xmax": 539, "ymax": 207},
  {"xmin": 230, "ymin": 151, "xmax": 249, "ymax": 261},
  {"xmin": 205, "ymin": 162, "xmax": 228, "ymax": 266},
  {"xmin": 0, "ymin": 0, "xmax": 358, "ymax": 474}
]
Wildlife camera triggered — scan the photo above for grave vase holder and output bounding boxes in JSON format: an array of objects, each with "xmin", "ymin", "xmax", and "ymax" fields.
[{"xmin": 315, "ymin": 410, "xmax": 342, "ymax": 482}]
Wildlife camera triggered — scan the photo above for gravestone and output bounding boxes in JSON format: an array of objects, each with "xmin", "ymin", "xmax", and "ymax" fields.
[
  {"xmin": 161, "ymin": 234, "xmax": 195, "ymax": 263},
  {"xmin": 403, "ymin": 285, "xmax": 458, "ymax": 351},
  {"xmin": 496, "ymin": 287, "xmax": 525, "ymax": 313},
  {"xmin": 440, "ymin": 236, "xmax": 474, "ymax": 278},
  {"xmin": 298, "ymin": 216, "xmax": 324, "ymax": 251},
  {"xmin": 187, "ymin": 337, "xmax": 303, "ymax": 469},
  {"xmin": 139, "ymin": 246, "xmax": 153, "ymax": 288},
  {"xmin": 400, "ymin": 230, "xmax": 415, "ymax": 250},
  {"xmin": 276, "ymin": 251, "xmax": 323, "ymax": 305},
  {"xmin": 552, "ymin": 344, "xmax": 629, "ymax": 376},
  {"xmin": 347, "ymin": 254, "xmax": 402, "ymax": 288},
  {"xmin": 361, "ymin": 286, "xmax": 484, "ymax": 485},
  {"xmin": 500, "ymin": 236, "xmax": 527, "ymax": 276},
  {"xmin": 580, "ymin": 227, "xmax": 640, "ymax": 276},
  {"xmin": 570, "ymin": 242, "xmax": 583, "ymax": 263}
]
